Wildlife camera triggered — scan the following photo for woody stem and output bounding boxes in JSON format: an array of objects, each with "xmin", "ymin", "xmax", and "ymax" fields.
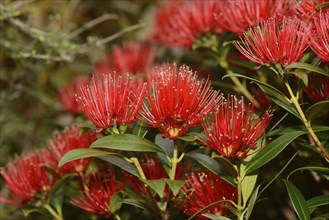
[{"xmin": 284, "ymin": 81, "xmax": 329, "ymax": 161}]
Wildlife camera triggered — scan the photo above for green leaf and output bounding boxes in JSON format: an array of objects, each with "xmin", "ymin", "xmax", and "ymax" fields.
[
  {"xmin": 312, "ymin": 213, "xmax": 329, "ymax": 220},
  {"xmin": 132, "ymin": 120, "xmax": 148, "ymax": 137},
  {"xmin": 245, "ymin": 131, "xmax": 305, "ymax": 174},
  {"xmin": 213, "ymin": 155, "xmax": 238, "ymax": 178},
  {"xmin": 201, "ymin": 214, "xmax": 232, "ymax": 220},
  {"xmin": 246, "ymin": 185, "xmax": 261, "ymax": 220},
  {"xmin": 109, "ymin": 191, "xmax": 123, "ymax": 214},
  {"xmin": 155, "ymin": 133, "xmax": 174, "ymax": 157},
  {"xmin": 286, "ymin": 62, "xmax": 329, "ymax": 77},
  {"xmin": 142, "ymin": 179, "xmax": 167, "ymax": 198},
  {"xmin": 256, "ymin": 83, "xmax": 300, "ymax": 119},
  {"xmin": 241, "ymin": 174, "xmax": 258, "ymax": 205},
  {"xmin": 267, "ymin": 125, "xmax": 329, "ymax": 136},
  {"xmin": 288, "ymin": 166, "xmax": 329, "ymax": 179},
  {"xmin": 188, "ymin": 200, "xmax": 235, "ymax": 220},
  {"xmin": 48, "ymin": 173, "xmax": 78, "ymax": 200},
  {"xmin": 307, "ymin": 195, "xmax": 329, "ymax": 214},
  {"xmin": 305, "ymin": 101, "xmax": 329, "ymax": 121},
  {"xmin": 58, "ymin": 148, "xmax": 117, "ymax": 167},
  {"xmin": 90, "ymin": 134, "xmax": 166, "ymax": 155},
  {"xmin": 122, "ymin": 198, "xmax": 157, "ymax": 214},
  {"xmin": 283, "ymin": 179, "xmax": 310, "ymax": 220},
  {"xmin": 98, "ymin": 155, "xmax": 139, "ymax": 177},
  {"xmin": 23, "ymin": 208, "xmax": 49, "ymax": 217},
  {"xmin": 186, "ymin": 152, "xmax": 225, "ymax": 176},
  {"xmin": 164, "ymin": 179, "xmax": 185, "ymax": 196},
  {"xmin": 259, "ymin": 151, "xmax": 300, "ymax": 197}
]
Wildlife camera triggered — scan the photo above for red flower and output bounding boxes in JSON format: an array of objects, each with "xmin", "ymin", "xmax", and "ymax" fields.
[
  {"xmin": 113, "ymin": 42, "xmax": 156, "ymax": 75},
  {"xmin": 201, "ymin": 96, "xmax": 273, "ymax": 159},
  {"xmin": 0, "ymin": 150, "xmax": 57, "ymax": 207},
  {"xmin": 295, "ymin": 0, "xmax": 328, "ymax": 21},
  {"xmin": 140, "ymin": 64, "xmax": 222, "ymax": 139},
  {"xmin": 215, "ymin": 0, "xmax": 294, "ymax": 35},
  {"xmin": 76, "ymin": 73, "xmax": 146, "ymax": 130},
  {"xmin": 234, "ymin": 18, "xmax": 310, "ymax": 66},
  {"xmin": 309, "ymin": 11, "xmax": 329, "ymax": 62},
  {"xmin": 251, "ymin": 88, "xmax": 272, "ymax": 112},
  {"xmin": 70, "ymin": 168, "xmax": 124, "ymax": 217},
  {"xmin": 305, "ymin": 74, "xmax": 329, "ymax": 101},
  {"xmin": 58, "ymin": 76, "xmax": 89, "ymax": 115},
  {"xmin": 179, "ymin": 170, "xmax": 237, "ymax": 219},
  {"xmin": 47, "ymin": 126, "xmax": 97, "ymax": 175},
  {"xmin": 152, "ymin": 0, "xmax": 222, "ymax": 49}
]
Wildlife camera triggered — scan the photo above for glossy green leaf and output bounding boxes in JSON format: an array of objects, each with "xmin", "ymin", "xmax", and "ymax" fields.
[
  {"xmin": 267, "ymin": 125, "xmax": 329, "ymax": 137},
  {"xmin": 246, "ymin": 185, "xmax": 261, "ymax": 220},
  {"xmin": 23, "ymin": 208, "xmax": 49, "ymax": 217},
  {"xmin": 97, "ymin": 155, "xmax": 139, "ymax": 177},
  {"xmin": 305, "ymin": 101, "xmax": 329, "ymax": 121},
  {"xmin": 142, "ymin": 179, "xmax": 167, "ymax": 198},
  {"xmin": 307, "ymin": 195, "xmax": 329, "ymax": 214},
  {"xmin": 241, "ymin": 174, "xmax": 258, "ymax": 204},
  {"xmin": 164, "ymin": 179, "xmax": 185, "ymax": 196},
  {"xmin": 256, "ymin": 83, "xmax": 300, "ymax": 119},
  {"xmin": 58, "ymin": 148, "xmax": 118, "ymax": 167},
  {"xmin": 186, "ymin": 152, "xmax": 225, "ymax": 176},
  {"xmin": 155, "ymin": 133, "xmax": 174, "ymax": 157},
  {"xmin": 188, "ymin": 200, "xmax": 235, "ymax": 220},
  {"xmin": 259, "ymin": 151, "xmax": 300, "ymax": 197},
  {"xmin": 90, "ymin": 134, "xmax": 166, "ymax": 155},
  {"xmin": 201, "ymin": 214, "xmax": 232, "ymax": 220},
  {"xmin": 213, "ymin": 155, "xmax": 238, "ymax": 178},
  {"xmin": 283, "ymin": 179, "xmax": 310, "ymax": 220},
  {"xmin": 246, "ymin": 131, "xmax": 305, "ymax": 174},
  {"xmin": 288, "ymin": 166, "xmax": 329, "ymax": 179},
  {"xmin": 286, "ymin": 62, "xmax": 329, "ymax": 77},
  {"xmin": 109, "ymin": 191, "xmax": 123, "ymax": 214}
]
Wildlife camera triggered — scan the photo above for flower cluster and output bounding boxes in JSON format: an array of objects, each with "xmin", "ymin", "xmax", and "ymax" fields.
[
  {"xmin": 305, "ymin": 74, "xmax": 329, "ymax": 101},
  {"xmin": 47, "ymin": 126, "xmax": 97, "ymax": 175},
  {"xmin": 201, "ymin": 96, "xmax": 273, "ymax": 159},
  {"xmin": 234, "ymin": 18, "xmax": 310, "ymax": 66},
  {"xmin": 0, "ymin": 150, "xmax": 57, "ymax": 207},
  {"xmin": 70, "ymin": 167, "xmax": 124, "ymax": 217},
  {"xmin": 179, "ymin": 170, "xmax": 237, "ymax": 219},
  {"xmin": 152, "ymin": 0, "xmax": 222, "ymax": 49},
  {"xmin": 140, "ymin": 64, "xmax": 222, "ymax": 139},
  {"xmin": 76, "ymin": 73, "xmax": 146, "ymax": 130},
  {"xmin": 57, "ymin": 76, "xmax": 89, "ymax": 115}
]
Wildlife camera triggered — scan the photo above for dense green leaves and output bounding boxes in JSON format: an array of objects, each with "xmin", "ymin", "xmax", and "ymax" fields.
[
  {"xmin": 91, "ymin": 134, "xmax": 166, "ymax": 154},
  {"xmin": 245, "ymin": 131, "xmax": 305, "ymax": 174},
  {"xmin": 283, "ymin": 180, "xmax": 310, "ymax": 220},
  {"xmin": 58, "ymin": 148, "xmax": 119, "ymax": 167}
]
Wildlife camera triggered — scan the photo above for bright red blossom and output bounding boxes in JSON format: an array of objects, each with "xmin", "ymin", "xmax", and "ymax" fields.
[
  {"xmin": 180, "ymin": 170, "xmax": 237, "ymax": 219},
  {"xmin": 152, "ymin": 0, "xmax": 222, "ymax": 49},
  {"xmin": 202, "ymin": 96, "xmax": 273, "ymax": 159},
  {"xmin": 76, "ymin": 73, "xmax": 146, "ymax": 130},
  {"xmin": 47, "ymin": 126, "xmax": 97, "ymax": 175},
  {"xmin": 305, "ymin": 74, "xmax": 329, "ymax": 101},
  {"xmin": 234, "ymin": 18, "xmax": 310, "ymax": 66},
  {"xmin": 71, "ymin": 168, "xmax": 124, "ymax": 217},
  {"xmin": 0, "ymin": 150, "xmax": 57, "ymax": 207},
  {"xmin": 113, "ymin": 42, "xmax": 156, "ymax": 76},
  {"xmin": 140, "ymin": 64, "xmax": 222, "ymax": 139},
  {"xmin": 309, "ymin": 11, "xmax": 329, "ymax": 62},
  {"xmin": 58, "ymin": 76, "xmax": 89, "ymax": 115},
  {"xmin": 216, "ymin": 0, "xmax": 294, "ymax": 35},
  {"xmin": 295, "ymin": 0, "xmax": 328, "ymax": 21}
]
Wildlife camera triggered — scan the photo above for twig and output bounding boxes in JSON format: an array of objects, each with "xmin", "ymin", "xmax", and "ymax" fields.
[{"xmin": 67, "ymin": 13, "xmax": 118, "ymax": 39}]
